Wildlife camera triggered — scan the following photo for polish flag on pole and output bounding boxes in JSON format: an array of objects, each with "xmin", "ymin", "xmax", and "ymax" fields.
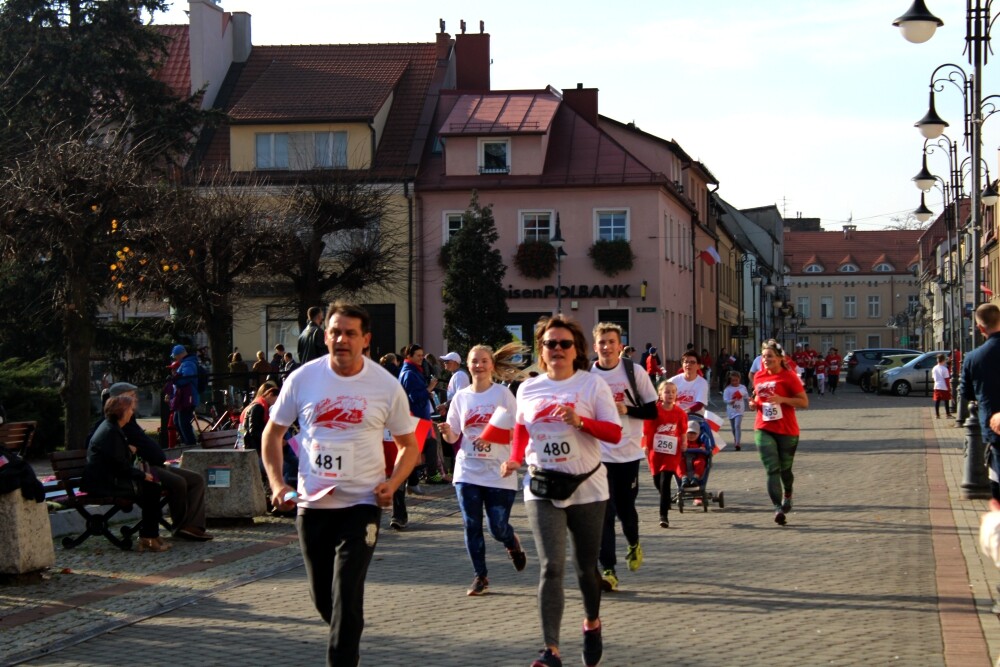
[
  {"xmin": 704, "ymin": 409, "xmax": 727, "ymax": 453},
  {"xmin": 480, "ymin": 406, "xmax": 514, "ymax": 445},
  {"xmin": 699, "ymin": 247, "xmax": 722, "ymax": 266}
]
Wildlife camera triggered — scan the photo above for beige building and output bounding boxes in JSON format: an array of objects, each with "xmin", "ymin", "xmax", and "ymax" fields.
[{"xmin": 781, "ymin": 226, "xmax": 924, "ymax": 354}]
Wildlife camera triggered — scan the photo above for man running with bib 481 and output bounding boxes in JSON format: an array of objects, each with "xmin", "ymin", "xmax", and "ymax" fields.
[{"xmin": 262, "ymin": 302, "xmax": 420, "ymax": 667}]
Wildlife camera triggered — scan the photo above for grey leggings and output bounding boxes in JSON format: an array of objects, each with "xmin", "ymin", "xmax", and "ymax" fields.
[{"xmin": 525, "ymin": 498, "xmax": 606, "ymax": 649}]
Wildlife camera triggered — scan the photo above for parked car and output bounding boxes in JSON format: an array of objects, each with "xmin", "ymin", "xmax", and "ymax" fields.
[
  {"xmin": 878, "ymin": 350, "xmax": 951, "ymax": 396},
  {"xmin": 844, "ymin": 348, "xmax": 922, "ymax": 385},
  {"xmin": 860, "ymin": 353, "xmax": 923, "ymax": 392}
]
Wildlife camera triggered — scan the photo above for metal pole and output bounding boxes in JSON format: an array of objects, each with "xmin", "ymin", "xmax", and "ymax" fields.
[{"xmin": 556, "ymin": 252, "xmax": 562, "ymax": 314}]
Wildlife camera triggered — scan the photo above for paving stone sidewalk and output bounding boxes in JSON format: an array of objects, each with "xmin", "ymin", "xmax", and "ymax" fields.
[{"xmin": 3, "ymin": 386, "xmax": 999, "ymax": 666}]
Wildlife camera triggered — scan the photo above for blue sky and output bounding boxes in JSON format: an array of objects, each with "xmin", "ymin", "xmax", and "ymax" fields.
[{"xmin": 154, "ymin": 1, "xmax": 997, "ymax": 230}]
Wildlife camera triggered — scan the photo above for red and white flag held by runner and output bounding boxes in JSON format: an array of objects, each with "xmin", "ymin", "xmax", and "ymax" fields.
[{"xmin": 480, "ymin": 406, "xmax": 514, "ymax": 445}]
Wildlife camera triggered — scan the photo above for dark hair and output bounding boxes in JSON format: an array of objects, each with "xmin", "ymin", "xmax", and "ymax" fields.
[
  {"xmin": 534, "ymin": 315, "xmax": 588, "ymax": 373},
  {"xmin": 307, "ymin": 306, "xmax": 324, "ymax": 321},
  {"xmin": 274, "ymin": 344, "xmax": 285, "ymax": 353},
  {"xmin": 936, "ymin": 353, "xmax": 947, "ymax": 363},
  {"xmin": 403, "ymin": 343, "xmax": 423, "ymax": 359},
  {"xmin": 681, "ymin": 350, "xmax": 699, "ymax": 362},
  {"xmin": 255, "ymin": 380, "xmax": 279, "ymax": 399},
  {"xmin": 325, "ymin": 302, "xmax": 371, "ymax": 334},
  {"xmin": 104, "ymin": 394, "xmax": 135, "ymax": 422}
]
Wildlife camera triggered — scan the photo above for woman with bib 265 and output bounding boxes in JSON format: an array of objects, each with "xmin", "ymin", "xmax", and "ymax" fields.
[
  {"xmin": 748, "ymin": 339, "xmax": 808, "ymax": 526},
  {"xmin": 501, "ymin": 315, "xmax": 621, "ymax": 667}
]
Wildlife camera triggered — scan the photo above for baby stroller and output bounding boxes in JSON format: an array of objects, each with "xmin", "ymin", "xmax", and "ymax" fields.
[{"xmin": 675, "ymin": 413, "xmax": 725, "ymax": 513}]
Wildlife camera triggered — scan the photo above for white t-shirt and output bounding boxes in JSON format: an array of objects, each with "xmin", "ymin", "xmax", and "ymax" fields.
[
  {"xmin": 669, "ymin": 373, "xmax": 709, "ymax": 415},
  {"xmin": 446, "ymin": 368, "xmax": 471, "ymax": 401},
  {"xmin": 270, "ymin": 356, "xmax": 414, "ymax": 509},
  {"xmin": 515, "ymin": 370, "xmax": 620, "ymax": 508},
  {"xmin": 590, "ymin": 359, "xmax": 658, "ymax": 463},
  {"xmin": 932, "ymin": 364, "xmax": 951, "ymax": 391},
  {"xmin": 749, "ymin": 355, "xmax": 763, "ymax": 377},
  {"xmin": 447, "ymin": 383, "xmax": 518, "ymax": 490},
  {"xmin": 722, "ymin": 384, "xmax": 748, "ymax": 419}
]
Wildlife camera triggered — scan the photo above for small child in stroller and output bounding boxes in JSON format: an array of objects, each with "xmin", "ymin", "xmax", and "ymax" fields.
[{"xmin": 680, "ymin": 417, "xmax": 711, "ymax": 488}]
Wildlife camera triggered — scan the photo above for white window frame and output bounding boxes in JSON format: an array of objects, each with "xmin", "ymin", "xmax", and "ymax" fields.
[
  {"xmin": 820, "ymin": 334, "xmax": 834, "ymax": 352},
  {"xmin": 796, "ymin": 296, "xmax": 811, "ymax": 319},
  {"xmin": 843, "ymin": 334, "xmax": 857, "ymax": 352},
  {"xmin": 820, "ymin": 296, "xmax": 833, "ymax": 319},
  {"xmin": 442, "ymin": 211, "xmax": 465, "ymax": 243},
  {"xmin": 804, "ymin": 264, "xmax": 824, "ymax": 273},
  {"xmin": 518, "ymin": 209, "xmax": 555, "ymax": 243},
  {"xmin": 255, "ymin": 132, "xmax": 289, "ymax": 169},
  {"xmin": 839, "ymin": 264, "xmax": 860, "ymax": 273},
  {"xmin": 867, "ymin": 295, "xmax": 881, "ymax": 318},
  {"xmin": 873, "ymin": 262, "xmax": 894, "ymax": 273},
  {"xmin": 594, "ymin": 208, "xmax": 630, "ymax": 242},
  {"xmin": 314, "ymin": 131, "xmax": 348, "ymax": 168},
  {"xmin": 844, "ymin": 295, "xmax": 857, "ymax": 319},
  {"xmin": 478, "ymin": 137, "xmax": 511, "ymax": 174}
]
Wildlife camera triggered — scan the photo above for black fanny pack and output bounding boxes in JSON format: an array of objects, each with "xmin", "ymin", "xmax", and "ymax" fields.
[{"xmin": 527, "ymin": 462, "xmax": 603, "ymax": 501}]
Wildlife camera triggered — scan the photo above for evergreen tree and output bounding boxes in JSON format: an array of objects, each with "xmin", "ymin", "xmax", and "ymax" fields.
[{"xmin": 442, "ymin": 193, "xmax": 511, "ymax": 352}]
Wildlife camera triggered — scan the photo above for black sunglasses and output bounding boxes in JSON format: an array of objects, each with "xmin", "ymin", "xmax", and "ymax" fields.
[{"xmin": 542, "ymin": 339, "xmax": 574, "ymax": 350}]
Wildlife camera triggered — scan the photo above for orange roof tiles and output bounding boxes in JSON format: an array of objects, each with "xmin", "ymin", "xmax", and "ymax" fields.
[
  {"xmin": 784, "ymin": 230, "xmax": 924, "ymax": 276},
  {"xmin": 152, "ymin": 25, "xmax": 191, "ymax": 98}
]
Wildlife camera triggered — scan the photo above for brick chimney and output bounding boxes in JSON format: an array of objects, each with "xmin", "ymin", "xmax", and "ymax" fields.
[
  {"xmin": 562, "ymin": 83, "xmax": 599, "ymax": 126},
  {"xmin": 843, "ymin": 224, "xmax": 857, "ymax": 239},
  {"xmin": 454, "ymin": 20, "xmax": 490, "ymax": 90}
]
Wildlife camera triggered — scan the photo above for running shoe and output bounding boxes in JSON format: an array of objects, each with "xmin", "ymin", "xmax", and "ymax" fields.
[
  {"xmin": 774, "ymin": 509, "xmax": 787, "ymax": 526},
  {"xmin": 600, "ymin": 568, "xmax": 618, "ymax": 592},
  {"xmin": 389, "ymin": 517, "xmax": 406, "ymax": 531},
  {"xmin": 507, "ymin": 535, "xmax": 527, "ymax": 572},
  {"xmin": 582, "ymin": 623, "xmax": 603, "ymax": 667},
  {"xmin": 531, "ymin": 647, "xmax": 562, "ymax": 667},
  {"xmin": 734, "ymin": 445, "xmax": 741, "ymax": 451},
  {"xmin": 659, "ymin": 516, "xmax": 669, "ymax": 529},
  {"xmin": 780, "ymin": 497, "xmax": 792, "ymax": 513},
  {"xmin": 625, "ymin": 542, "xmax": 643, "ymax": 572},
  {"xmin": 426, "ymin": 471, "xmax": 446, "ymax": 484},
  {"xmin": 467, "ymin": 575, "xmax": 489, "ymax": 596}
]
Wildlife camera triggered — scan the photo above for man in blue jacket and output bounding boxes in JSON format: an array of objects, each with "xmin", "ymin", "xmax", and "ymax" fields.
[
  {"xmin": 393, "ymin": 344, "xmax": 440, "ymax": 529},
  {"xmin": 171, "ymin": 344, "xmax": 200, "ymax": 447},
  {"xmin": 961, "ymin": 303, "xmax": 1000, "ymax": 501}
]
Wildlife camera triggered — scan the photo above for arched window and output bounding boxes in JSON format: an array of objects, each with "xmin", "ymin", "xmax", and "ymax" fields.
[
  {"xmin": 873, "ymin": 263, "xmax": 894, "ymax": 273},
  {"xmin": 838, "ymin": 264, "xmax": 859, "ymax": 273},
  {"xmin": 804, "ymin": 264, "xmax": 824, "ymax": 273}
]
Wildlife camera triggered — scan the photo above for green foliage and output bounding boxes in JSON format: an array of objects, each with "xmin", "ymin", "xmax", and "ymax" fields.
[
  {"xmin": 442, "ymin": 193, "xmax": 512, "ymax": 352},
  {"xmin": 588, "ymin": 239, "xmax": 636, "ymax": 277},
  {"xmin": 513, "ymin": 240, "xmax": 556, "ymax": 279},
  {"xmin": 0, "ymin": 258, "xmax": 64, "ymax": 360},
  {"xmin": 94, "ymin": 319, "xmax": 177, "ymax": 389},
  {"xmin": 0, "ymin": 358, "xmax": 64, "ymax": 453}
]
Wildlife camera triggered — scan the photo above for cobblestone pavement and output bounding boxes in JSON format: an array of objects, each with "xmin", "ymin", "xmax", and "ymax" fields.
[{"xmin": 3, "ymin": 385, "xmax": 999, "ymax": 667}]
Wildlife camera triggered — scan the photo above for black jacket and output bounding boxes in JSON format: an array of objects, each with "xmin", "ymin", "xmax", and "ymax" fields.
[
  {"xmin": 82, "ymin": 419, "xmax": 145, "ymax": 498},
  {"xmin": 0, "ymin": 447, "xmax": 44, "ymax": 502},
  {"xmin": 87, "ymin": 415, "xmax": 166, "ymax": 467},
  {"xmin": 298, "ymin": 321, "xmax": 327, "ymax": 364}
]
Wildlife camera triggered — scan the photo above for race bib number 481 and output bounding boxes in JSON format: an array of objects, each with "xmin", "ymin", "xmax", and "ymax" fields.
[{"xmin": 310, "ymin": 440, "xmax": 355, "ymax": 480}]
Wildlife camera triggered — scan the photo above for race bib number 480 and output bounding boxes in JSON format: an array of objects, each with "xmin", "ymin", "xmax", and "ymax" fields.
[
  {"xmin": 537, "ymin": 439, "xmax": 578, "ymax": 464},
  {"xmin": 310, "ymin": 440, "xmax": 355, "ymax": 480}
]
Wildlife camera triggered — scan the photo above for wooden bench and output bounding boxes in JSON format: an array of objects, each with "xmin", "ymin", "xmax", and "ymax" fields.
[
  {"xmin": 48, "ymin": 451, "xmax": 172, "ymax": 550},
  {"xmin": 198, "ymin": 429, "xmax": 239, "ymax": 450},
  {"xmin": 0, "ymin": 421, "xmax": 37, "ymax": 459}
]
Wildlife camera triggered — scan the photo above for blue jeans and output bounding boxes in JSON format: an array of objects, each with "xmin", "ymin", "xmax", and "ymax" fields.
[
  {"xmin": 175, "ymin": 408, "xmax": 196, "ymax": 446},
  {"xmin": 455, "ymin": 482, "xmax": 518, "ymax": 578}
]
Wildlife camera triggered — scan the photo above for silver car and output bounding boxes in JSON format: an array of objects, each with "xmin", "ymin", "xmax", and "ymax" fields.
[{"xmin": 879, "ymin": 351, "xmax": 951, "ymax": 396}]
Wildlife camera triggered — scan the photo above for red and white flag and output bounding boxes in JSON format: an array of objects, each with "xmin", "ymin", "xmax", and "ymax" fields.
[
  {"xmin": 705, "ymin": 409, "xmax": 727, "ymax": 453},
  {"xmin": 480, "ymin": 406, "xmax": 514, "ymax": 445},
  {"xmin": 699, "ymin": 247, "xmax": 721, "ymax": 266}
]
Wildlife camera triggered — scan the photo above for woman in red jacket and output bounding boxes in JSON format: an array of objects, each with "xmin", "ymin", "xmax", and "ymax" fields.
[{"xmin": 748, "ymin": 340, "xmax": 809, "ymax": 526}]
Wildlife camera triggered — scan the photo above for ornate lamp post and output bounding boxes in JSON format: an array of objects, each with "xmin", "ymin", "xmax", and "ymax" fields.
[
  {"xmin": 550, "ymin": 215, "xmax": 566, "ymax": 314},
  {"xmin": 751, "ymin": 271, "xmax": 763, "ymax": 353}
]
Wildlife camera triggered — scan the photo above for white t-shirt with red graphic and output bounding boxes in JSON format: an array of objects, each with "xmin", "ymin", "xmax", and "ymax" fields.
[
  {"xmin": 270, "ymin": 356, "xmax": 415, "ymax": 510},
  {"xmin": 722, "ymin": 384, "xmax": 748, "ymax": 420},
  {"xmin": 446, "ymin": 382, "xmax": 518, "ymax": 490},
  {"xmin": 590, "ymin": 360, "xmax": 658, "ymax": 463},
  {"xmin": 668, "ymin": 373, "xmax": 709, "ymax": 415},
  {"xmin": 515, "ymin": 370, "xmax": 620, "ymax": 507}
]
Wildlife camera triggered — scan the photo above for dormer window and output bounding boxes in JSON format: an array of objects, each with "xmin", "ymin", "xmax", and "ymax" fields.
[
  {"xmin": 838, "ymin": 264, "xmax": 859, "ymax": 273},
  {"xmin": 804, "ymin": 264, "xmax": 824, "ymax": 273},
  {"xmin": 479, "ymin": 138, "xmax": 510, "ymax": 174},
  {"xmin": 873, "ymin": 263, "xmax": 894, "ymax": 273}
]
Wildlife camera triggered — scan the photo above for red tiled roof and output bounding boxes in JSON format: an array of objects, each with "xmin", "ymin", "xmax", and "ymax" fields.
[
  {"xmin": 195, "ymin": 42, "xmax": 440, "ymax": 178},
  {"xmin": 229, "ymin": 58, "xmax": 408, "ymax": 123},
  {"xmin": 439, "ymin": 92, "xmax": 560, "ymax": 136},
  {"xmin": 417, "ymin": 92, "xmax": 666, "ymax": 190},
  {"xmin": 784, "ymin": 230, "xmax": 924, "ymax": 276},
  {"xmin": 152, "ymin": 25, "xmax": 190, "ymax": 99}
]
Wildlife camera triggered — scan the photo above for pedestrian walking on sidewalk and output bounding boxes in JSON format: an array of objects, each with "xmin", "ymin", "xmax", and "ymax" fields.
[
  {"xmin": 438, "ymin": 343, "xmax": 529, "ymax": 597},
  {"xmin": 748, "ymin": 340, "xmax": 809, "ymax": 526},
  {"xmin": 261, "ymin": 302, "xmax": 420, "ymax": 667},
  {"xmin": 961, "ymin": 303, "xmax": 1000, "ymax": 501},
  {"xmin": 932, "ymin": 353, "xmax": 952, "ymax": 419},
  {"xmin": 501, "ymin": 315, "xmax": 622, "ymax": 667}
]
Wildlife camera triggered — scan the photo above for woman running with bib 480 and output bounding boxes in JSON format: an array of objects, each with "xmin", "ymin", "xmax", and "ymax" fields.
[
  {"xmin": 501, "ymin": 315, "xmax": 622, "ymax": 667},
  {"xmin": 748, "ymin": 339, "xmax": 808, "ymax": 526},
  {"xmin": 438, "ymin": 343, "xmax": 529, "ymax": 597}
]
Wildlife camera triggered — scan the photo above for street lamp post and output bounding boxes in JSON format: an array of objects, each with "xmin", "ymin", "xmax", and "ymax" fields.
[
  {"xmin": 751, "ymin": 271, "xmax": 763, "ymax": 354},
  {"xmin": 895, "ymin": 0, "xmax": 998, "ymax": 498},
  {"xmin": 550, "ymin": 215, "xmax": 566, "ymax": 314}
]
